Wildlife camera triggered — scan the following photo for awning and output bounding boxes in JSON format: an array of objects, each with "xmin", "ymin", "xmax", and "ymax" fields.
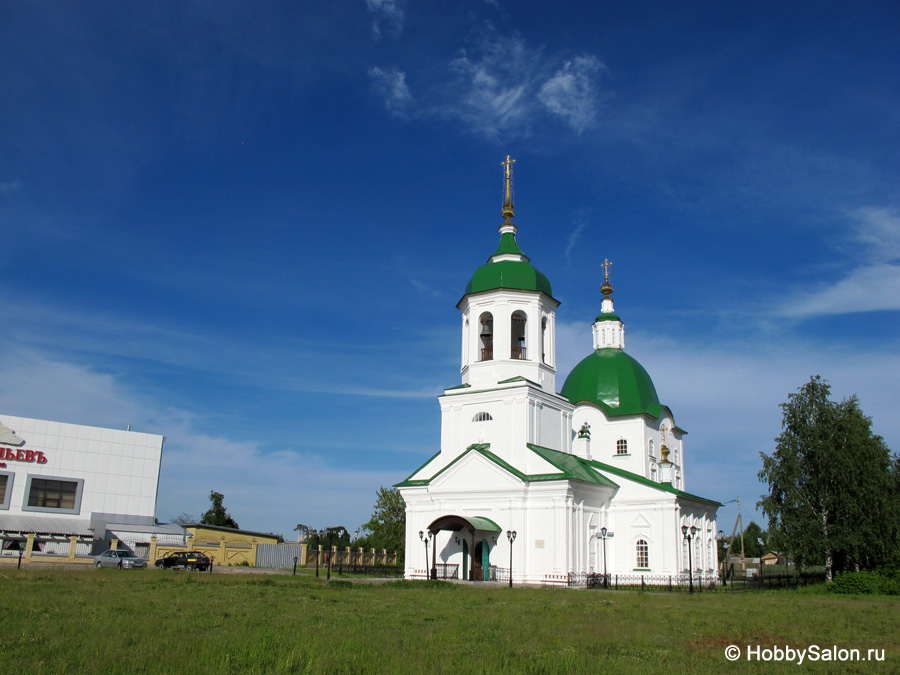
[
  {"xmin": 427, "ymin": 514, "xmax": 502, "ymax": 534},
  {"xmin": 0, "ymin": 515, "xmax": 94, "ymax": 537}
]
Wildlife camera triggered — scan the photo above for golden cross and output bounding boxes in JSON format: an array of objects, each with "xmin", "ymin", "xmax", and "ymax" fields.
[
  {"xmin": 601, "ymin": 258, "xmax": 613, "ymax": 283},
  {"xmin": 501, "ymin": 155, "xmax": 516, "ymax": 218},
  {"xmin": 502, "ymin": 155, "xmax": 516, "ymax": 178}
]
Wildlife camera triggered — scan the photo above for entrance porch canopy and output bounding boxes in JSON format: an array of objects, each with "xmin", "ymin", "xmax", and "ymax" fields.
[{"xmin": 426, "ymin": 514, "xmax": 501, "ymax": 535}]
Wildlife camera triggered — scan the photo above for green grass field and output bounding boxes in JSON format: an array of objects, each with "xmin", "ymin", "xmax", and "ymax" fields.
[{"xmin": 2, "ymin": 569, "xmax": 897, "ymax": 674}]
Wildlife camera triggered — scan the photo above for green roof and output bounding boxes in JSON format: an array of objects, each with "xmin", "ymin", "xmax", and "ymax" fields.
[
  {"xmin": 395, "ymin": 443, "xmax": 618, "ymax": 488},
  {"xmin": 493, "ymin": 232, "xmax": 526, "ymax": 258},
  {"xmin": 465, "ymin": 259, "xmax": 553, "ymax": 297},
  {"xmin": 464, "ymin": 516, "xmax": 502, "ymax": 532},
  {"xmin": 527, "ymin": 444, "xmax": 619, "ymax": 487},
  {"xmin": 395, "ymin": 444, "xmax": 719, "ymax": 506},
  {"xmin": 585, "ymin": 458, "xmax": 722, "ymax": 507},
  {"xmin": 463, "ymin": 231, "xmax": 553, "ymax": 298},
  {"xmin": 561, "ymin": 348, "xmax": 664, "ymax": 418},
  {"xmin": 594, "ymin": 313, "xmax": 621, "ymax": 322}
]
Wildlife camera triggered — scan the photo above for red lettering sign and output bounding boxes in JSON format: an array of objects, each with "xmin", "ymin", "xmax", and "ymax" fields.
[{"xmin": 0, "ymin": 446, "xmax": 47, "ymax": 464}]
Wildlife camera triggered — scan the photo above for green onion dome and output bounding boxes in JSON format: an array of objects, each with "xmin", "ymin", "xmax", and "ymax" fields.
[
  {"xmin": 464, "ymin": 232, "xmax": 553, "ymax": 296},
  {"xmin": 561, "ymin": 348, "xmax": 663, "ymax": 418}
]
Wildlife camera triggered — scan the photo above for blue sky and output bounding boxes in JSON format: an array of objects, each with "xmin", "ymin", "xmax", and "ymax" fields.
[{"xmin": 2, "ymin": 0, "xmax": 898, "ymax": 540}]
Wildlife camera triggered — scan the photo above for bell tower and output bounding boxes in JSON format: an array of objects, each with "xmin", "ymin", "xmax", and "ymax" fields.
[{"xmin": 457, "ymin": 157, "xmax": 559, "ymax": 391}]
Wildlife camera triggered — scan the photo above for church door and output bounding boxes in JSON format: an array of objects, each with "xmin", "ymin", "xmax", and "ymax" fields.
[
  {"xmin": 474, "ymin": 538, "xmax": 491, "ymax": 580},
  {"xmin": 473, "ymin": 540, "xmax": 483, "ymax": 581}
]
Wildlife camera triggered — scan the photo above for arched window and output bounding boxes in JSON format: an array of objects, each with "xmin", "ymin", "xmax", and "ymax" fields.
[
  {"xmin": 462, "ymin": 317, "xmax": 469, "ymax": 364},
  {"xmin": 541, "ymin": 316, "xmax": 548, "ymax": 364},
  {"xmin": 616, "ymin": 439, "xmax": 628, "ymax": 455},
  {"xmin": 648, "ymin": 439, "xmax": 655, "ymax": 458},
  {"xmin": 472, "ymin": 412, "xmax": 493, "ymax": 422},
  {"xmin": 511, "ymin": 310, "xmax": 527, "ymax": 359},
  {"xmin": 636, "ymin": 539, "xmax": 649, "ymax": 569},
  {"xmin": 479, "ymin": 312, "xmax": 493, "ymax": 361}
]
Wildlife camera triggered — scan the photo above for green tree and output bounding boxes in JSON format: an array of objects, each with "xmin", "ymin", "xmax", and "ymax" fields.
[
  {"xmin": 742, "ymin": 521, "xmax": 768, "ymax": 558},
  {"xmin": 304, "ymin": 526, "xmax": 351, "ymax": 549},
  {"xmin": 758, "ymin": 376, "xmax": 895, "ymax": 580},
  {"xmin": 362, "ymin": 487, "xmax": 406, "ymax": 560},
  {"xmin": 200, "ymin": 490, "xmax": 240, "ymax": 529}
]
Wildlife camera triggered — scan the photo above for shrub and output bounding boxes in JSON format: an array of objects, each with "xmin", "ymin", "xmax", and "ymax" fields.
[{"xmin": 829, "ymin": 570, "xmax": 900, "ymax": 595}]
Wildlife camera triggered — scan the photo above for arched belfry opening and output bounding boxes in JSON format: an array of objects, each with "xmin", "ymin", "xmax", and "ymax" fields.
[
  {"xmin": 511, "ymin": 310, "xmax": 527, "ymax": 360},
  {"xmin": 541, "ymin": 316, "xmax": 548, "ymax": 364},
  {"xmin": 479, "ymin": 312, "xmax": 494, "ymax": 361}
]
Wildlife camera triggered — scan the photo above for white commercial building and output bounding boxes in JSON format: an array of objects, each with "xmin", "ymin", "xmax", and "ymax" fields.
[
  {"xmin": 0, "ymin": 414, "xmax": 179, "ymax": 561},
  {"xmin": 397, "ymin": 159, "xmax": 720, "ymax": 586}
]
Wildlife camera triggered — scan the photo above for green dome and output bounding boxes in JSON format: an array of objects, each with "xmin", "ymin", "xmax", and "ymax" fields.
[
  {"xmin": 561, "ymin": 348, "xmax": 663, "ymax": 418},
  {"xmin": 465, "ymin": 259, "xmax": 553, "ymax": 296},
  {"xmin": 464, "ymin": 232, "xmax": 553, "ymax": 296}
]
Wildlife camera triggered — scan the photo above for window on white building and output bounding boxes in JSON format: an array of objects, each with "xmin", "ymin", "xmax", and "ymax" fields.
[
  {"xmin": 511, "ymin": 311, "xmax": 527, "ymax": 360},
  {"xmin": 648, "ymin": 439, "xmax": 654, "ymax": 458},
  {"xmin": 472, "ymin": 412, "xmax": 493, "ymax": 422},
  {"xmin": 541, "ymin": 316, "xmax": 549, "ymax": 364},
  {"xmin": 616, "ymin": 439, "xmax": 628, "ymax": 455},
  {"xmin": 0, "ymin": 473, "xmax": 10, "ymax": 509},
  {"xmin": 636, "ymin": 539, "xmax": 649, "ymax": 569},
  {"xmin": 24, "ymin": 476, "xmax": 84, "ymax": 514},
  {"xmin": 479, "ymin": 312, "xmax": 493, "ymax": 361}
]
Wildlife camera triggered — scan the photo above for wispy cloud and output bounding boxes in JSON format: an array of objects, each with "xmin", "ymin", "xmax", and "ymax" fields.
[
  {"xmin": 538, "ymin": 56, "xmax": 605, "ymax": 134},
  {"xmin": 365, "ymin": 0, "xmax": 404, "ymax": 39},
  {"xmin": 368, "ymin": 30, "xmax": 607, "ymax": 139},
  {"xmin": 779, "ymin": 207, "xmax": 900, "ymax": 317},
  {"xmin": 0, "ymin": 179, "xmax": 23, "ymax": 194},
  {"xmin": 368, "ymin": 66, "xmax": 414, "ymax": 115},
  {"xmin": 444, "ymin": 34, "xmax": 539, "ymax": 138},
  {"xmin": 851, "ymin": 207, "xmax": 900, "ymax": 262},
  {"xmin": 409, "ymin": 277, "xmax": 442, "ymax": 298},
  {"xmin": 565, "ymin": 219, "xmax": 589, "ymax": 259}
]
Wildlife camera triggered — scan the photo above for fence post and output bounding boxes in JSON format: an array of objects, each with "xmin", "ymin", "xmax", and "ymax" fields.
[
  {"xmin": 149, "ymin": 536, "xmax": 158, "ymax": 563},
  {"xmin": 24, "ymin": 532, "xmax": 36, "ymax": 561},
  {"xmin": 615, "ymin": 574, "xmax": 618, "ymax": 589},
  {"xmin": 641, "ymin": 576, "xmax": 645, "ymax": 591},
  {"xmin": 67, "ymin": 535, "xmax": 78, "ymax": 561},
  {"xmin": 669, "ymin": 575, "xmax": 672, "ymax": 592},
  {"xmin": 250, "ymin": 539, "xmax": 259, "ymax": 567}
]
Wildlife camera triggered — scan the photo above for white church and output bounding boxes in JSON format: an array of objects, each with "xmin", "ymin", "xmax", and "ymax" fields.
[{"xmin": 397, "ymin": 158, "xmax": 720, "ymax": 586}]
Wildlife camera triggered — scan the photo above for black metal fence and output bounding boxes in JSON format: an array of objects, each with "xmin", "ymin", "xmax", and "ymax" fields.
[
  {"xmin": 584, "ymin": 573, "xmax": 717, "ymax": 591},
  {"xmin": 720, "ymin": 571, "xmax": 826, "ymax": 591},
  {"xmin": 577, "ymin": 571, "xmax": 827, "ymax": 592}
]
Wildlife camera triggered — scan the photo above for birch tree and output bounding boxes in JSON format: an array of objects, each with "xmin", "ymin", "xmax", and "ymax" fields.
[{"xmin": 758, "ymin": 376, "xmax": 895, "ymax": 580}]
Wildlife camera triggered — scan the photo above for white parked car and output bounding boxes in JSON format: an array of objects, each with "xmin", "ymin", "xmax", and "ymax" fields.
[{"xmin": 94, "ymin": 550, "xmax": 148, "ymax": 569}]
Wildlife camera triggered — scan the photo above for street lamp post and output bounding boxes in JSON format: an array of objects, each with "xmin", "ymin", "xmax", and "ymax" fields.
[
  {"xmin": 717, "ymin": 529, "xmax": 727, "ymax": 586},
  {"xmin": 506, "ymin": 530, "xmax": 517, "ymax": 588},
  {"xmin": 682, "ymin": 524, "xmax": 698, "ymax": 594},
  {"xmin": 327, "ymin": 527, "xmax": 344, "ymax": 581},
  {"xmin": 593, "ymin": 527, "xmax": 614, "ymax": 588},
  {"xmin": 314, "ymin": 529, "xmax": 323, "ymax": 578},
  {"xmin": 419, "ymin": 530, "xmax": 431, "ymax": 580}
]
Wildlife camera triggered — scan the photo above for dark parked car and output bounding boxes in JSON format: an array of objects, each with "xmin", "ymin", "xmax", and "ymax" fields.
[
  {"xmin": 154, "ymin": 550, "xmax": 211, "ymax": 571},
  {"xmin": 94, "ymin": 550, "xmax": 148, "ymax": 569}
]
